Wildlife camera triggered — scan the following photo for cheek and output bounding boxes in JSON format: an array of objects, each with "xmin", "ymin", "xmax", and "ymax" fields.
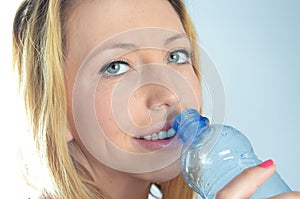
[
  {"xmin": 94, "ymin": 85, "xmax": 116, "ymax": 135},
  {"xmin": 179, "ymin": 67, "xmax": 202, "ymax": 110},
  {"xmin": 65, "ymin": 66, "xmax": 80, "ymax": 134},
  {"xmin": 94, "ymin": 80, "xmax": 132, "ymax": 140},
  {"xmin": 191, "ymin": 75, "xmax": 202, "ymax": 109}
]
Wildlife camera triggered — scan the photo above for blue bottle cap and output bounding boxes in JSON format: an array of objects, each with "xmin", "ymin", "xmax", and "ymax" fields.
[
  {"xmin": 173, "ymin": 109, "xmax": 209, "ymax": 143},
  {"xmin": 173, "ymin": 109, "xmax": 199, "ymax": 132}
]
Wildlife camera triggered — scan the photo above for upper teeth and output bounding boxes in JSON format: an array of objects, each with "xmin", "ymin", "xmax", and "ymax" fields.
[{"xmin": 135, "ymin": 128, "xmax": 176, "ymax": 140}]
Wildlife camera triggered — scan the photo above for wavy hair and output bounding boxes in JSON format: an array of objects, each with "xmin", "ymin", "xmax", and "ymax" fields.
[{"xmin": 13, "ymin": 0, "xmax": 200, "ymax": 198}]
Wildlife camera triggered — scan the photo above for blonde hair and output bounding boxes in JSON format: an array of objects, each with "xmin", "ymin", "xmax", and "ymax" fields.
[{"xmin": 13, "ymin": 0, "xmax": 200, "ymax": 198}]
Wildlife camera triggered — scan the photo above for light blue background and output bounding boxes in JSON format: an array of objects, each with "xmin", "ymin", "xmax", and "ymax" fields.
[
  {"xmin": 0, "ymin": 1, "xmax": 298, "ymax": 198},
  {"xmin": 185, "ymin": 0, "xmax": 300, "ymax": 190}
]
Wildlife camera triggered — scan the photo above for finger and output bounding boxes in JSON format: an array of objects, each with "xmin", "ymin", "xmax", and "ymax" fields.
[
  {"xmin": 268, "ymin": 191, "xmax": 300, "ymax": 199},
  {"xmin": 216, "ymin": 160, "xmax": 276, "ymax": 199}
]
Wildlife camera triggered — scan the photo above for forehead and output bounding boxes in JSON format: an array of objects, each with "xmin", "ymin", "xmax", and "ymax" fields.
[{"xmin": 64, "ymin": 0, "xmax": 186, "ymax": 64}]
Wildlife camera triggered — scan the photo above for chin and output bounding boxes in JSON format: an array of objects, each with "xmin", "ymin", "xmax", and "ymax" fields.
[{"xmin": 133, "ymin": 159, "xmax": 181, "ymax": 183}]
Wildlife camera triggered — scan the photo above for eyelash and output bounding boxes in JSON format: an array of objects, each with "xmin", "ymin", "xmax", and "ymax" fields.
[
  {"xmin": 99, "ymin": 58, "xmax": 131, "ymax": 77},
  {"xmin": 167, "ymin": 49, "xmax": 192, "ymax": 64},
  {"xmin": 99, "ymin": 49, "xmax": 192, "ymax": 77}
]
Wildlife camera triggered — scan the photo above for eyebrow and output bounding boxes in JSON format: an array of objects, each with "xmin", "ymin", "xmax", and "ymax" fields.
[
  {"xmin": 164, "ymin": 33, "xmax": 189, "ymax": 45},
  {"xmin": 101, "ymin": 33, "xmax": 189, "ymax": 51},
  {"xmin": 106, "ymin": 43, "xmax": 138, "ymax": 50}
]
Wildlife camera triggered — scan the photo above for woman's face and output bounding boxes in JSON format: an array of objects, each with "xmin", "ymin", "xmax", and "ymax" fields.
[{"xmin": 65, "ymin": 0, "xmax": 201, "ymax": 180}]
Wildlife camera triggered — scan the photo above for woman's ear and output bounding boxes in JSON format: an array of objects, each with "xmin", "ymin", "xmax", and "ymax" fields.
[{"xmin": 66, "ymin": 129, "xmax": 74, "ymax": 142}]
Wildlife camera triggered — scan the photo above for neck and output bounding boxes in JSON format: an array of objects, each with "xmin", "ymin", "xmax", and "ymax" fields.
[{"xmin": 68, "ymin": 140, "xmax": 151, "ymax": 199}]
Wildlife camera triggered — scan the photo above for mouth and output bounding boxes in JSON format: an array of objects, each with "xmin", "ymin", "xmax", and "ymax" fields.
[
  {"xmin": 134, "ymin": 120, "xmax": 176, "ymax": 140},
  {"xmin": 134, "ymin": 128, "xmax": 176, "ymax": 140},
  {"xmin": 132, "ymin": 121, "xmax": 179, "ymax": 150}
]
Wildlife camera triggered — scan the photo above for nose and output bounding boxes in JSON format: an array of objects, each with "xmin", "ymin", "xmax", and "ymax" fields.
[
  {"xmin": 142, "ymin": 83, "xmax": 180, "ymax": 111},
  {"xmin": 129, "ymin": 82, "xmax": 180, "ymax": 125},
  {"xmin": 132, "ymin": 64, "xmax": 182, "ymax": 114},
  {"xmin": 131, "ymin": 49, "xmax": 182, "ymax": 112}
]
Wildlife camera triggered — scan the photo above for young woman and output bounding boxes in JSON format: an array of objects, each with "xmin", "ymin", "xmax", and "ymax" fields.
[{"xmin": 13, "ymin": 0, "xmax": 300, "ymax": 198}]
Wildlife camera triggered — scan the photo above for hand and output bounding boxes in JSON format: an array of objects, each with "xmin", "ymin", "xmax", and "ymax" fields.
[{"xmin": 216, "ymin": 160, "xmax": 300, "ymax": 199}]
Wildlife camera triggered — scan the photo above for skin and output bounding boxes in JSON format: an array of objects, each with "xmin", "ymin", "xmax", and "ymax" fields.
[
  {"xmin": 65, "ymin": 0, "xmax": 200, "ymax": 198},
  {"xmin": 63, "ymin": 0, "xmax": 300, "ymax": 199}
]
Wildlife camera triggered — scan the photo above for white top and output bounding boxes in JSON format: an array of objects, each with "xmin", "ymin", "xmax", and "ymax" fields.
[
  {"xmin": 148, "ymin": 184, "xmax": 163, "ymax": 199},
  {"xmin": 148, "ymin": 183, "xmax": 203, "ymax": 199}
]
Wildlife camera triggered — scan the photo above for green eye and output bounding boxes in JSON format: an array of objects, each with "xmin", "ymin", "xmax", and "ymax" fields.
[
  {"xmin": 100, "ymin": 60, "xmax": 130, "ymax": 76},
  {"xmin": 167, "ymin": 50, "xmax": 191, "ymax": 64}
]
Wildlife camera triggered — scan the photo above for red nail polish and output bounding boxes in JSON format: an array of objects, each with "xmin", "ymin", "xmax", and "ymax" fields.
[{"xmin": 259, "ymin": 159, "xmax": 274, "ymax": 168}]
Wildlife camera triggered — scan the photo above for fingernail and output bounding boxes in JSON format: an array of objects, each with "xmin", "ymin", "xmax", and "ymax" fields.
[{"xmin": 258, "ymin": 159, "xmax": 274, "ymax": 168}]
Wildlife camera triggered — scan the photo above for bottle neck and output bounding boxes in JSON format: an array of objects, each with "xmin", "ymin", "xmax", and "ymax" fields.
[{"xmin": 173, "ymin": 109, "xmax": 210, "ymax": 144}]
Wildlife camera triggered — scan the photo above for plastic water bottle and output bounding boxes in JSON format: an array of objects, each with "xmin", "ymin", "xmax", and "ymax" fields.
[{"xmin": 173, "ymin": 109, "xmax": 291, "ymax": 199}]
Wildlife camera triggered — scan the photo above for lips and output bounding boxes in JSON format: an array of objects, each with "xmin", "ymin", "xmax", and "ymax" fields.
[
  {"xmin": 134, "ymin": 128, "xmax": 176, "ymax": 140},
  {"xmin": 134, "ymin": 121, "xmax": 175, "ymax": 139},
  {"xmin": 132, "ymin": 121, "xmax": 179, "ymax": 150}
]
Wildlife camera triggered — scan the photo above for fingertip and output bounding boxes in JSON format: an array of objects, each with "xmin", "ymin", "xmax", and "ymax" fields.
[
  {"xmin": 258, "ymin": 159, "xmax": 274, "ymax": 168},
  {"xmin": 257, "ymin": 159, "xmax": 277, "ymax": 177}
]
